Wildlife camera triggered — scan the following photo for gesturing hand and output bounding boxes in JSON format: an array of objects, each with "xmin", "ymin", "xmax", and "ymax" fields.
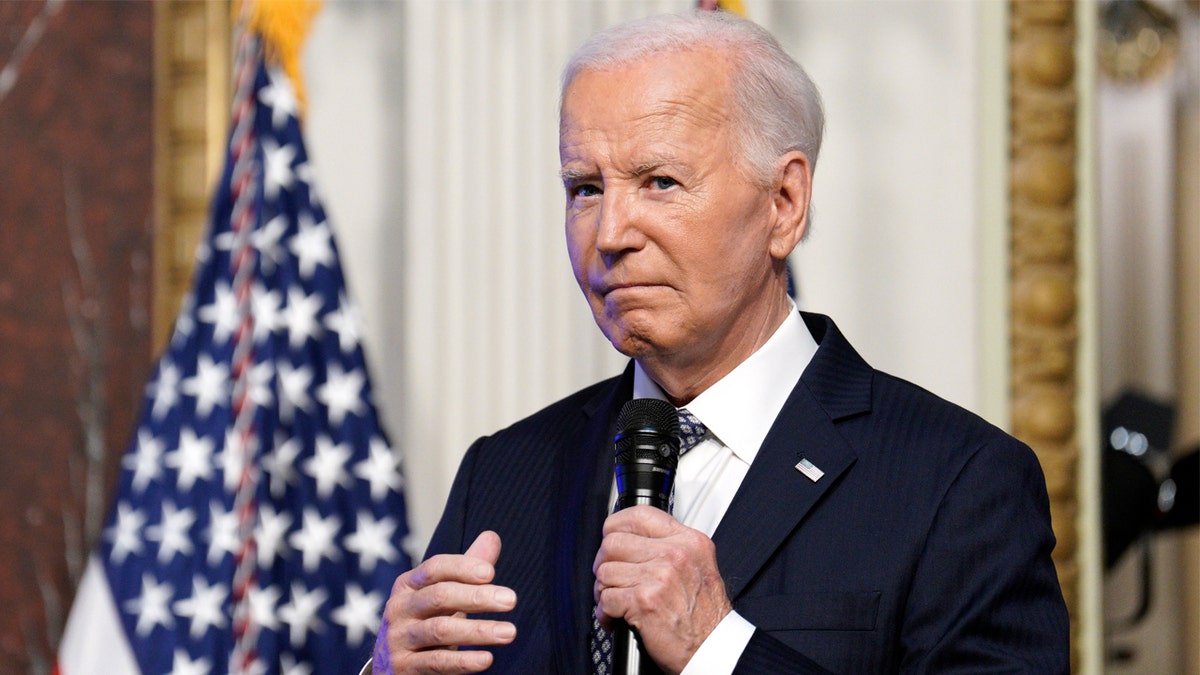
[
  {"xmin": 593, "ymin": 506, "xmax": 732, "ymax": 674},
  {"xmin": 374, "ymin": 531, "xmax": 517, "ymax": 674}
]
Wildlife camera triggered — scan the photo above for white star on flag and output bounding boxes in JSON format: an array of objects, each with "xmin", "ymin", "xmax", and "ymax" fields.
[
  {"xmin": 107, "ymin": 503, "xmax": 146, "ymax": 564},
  {"xmin": 251, "ymin": 283, "xmax": 284, "ymax": 341},
  {"xmin": 255, "ymin": 503, "xmax": 293, "ymax": 567},
  {"xmin": 197, "ymin": 280, "xmax": 240, "ymax": 345},
  {"xmin": 344, "ymin": 511, "xmax": 400, "ymax": 572},
  {"xmin": 170, "ymin": 649, "xmax": 212, "ymax": 675},
  {"xmin": 354, "ymin": 437, "xmax": 403, "ymax": 501},
  {"xmin": 253, "ymin": 213, "xmax": 290, "ymax": 272},
  {"xmin": 323, "ymin": 297, "xmax": 362, "ymax": 354},
  {"xmin": 281, "ymin": 653, "xmax": 315, "ymax": 675},
  {"xmin": 259, "ymin": 67, "xmax": 299, "ymax": 129},
  {"xmin": 123, "ymin": 429, "xmax": 164, "ymax": 493},
  {"xmin": 317, "ymin": 364, "xmax": 367, "ymax": 425},
  {"xmin": 124, "ymin": 574, "xmax": 175, "ymax": 637},
  {"xmin": 145, "ymin": 501, "xmax": 197, "ymax": 564},
  {"xmin": 303, "ymin": 435, "xmax": 353, "ymax": 498},
  {"xmin": 148, "ymin": 359, "xmax": 181, "ymax": 419},
  {"xmin": 206, "ymin": 502, "xmax": 240, "ymax": 566},
  {"xmin": 331, "ymin": 584, "xmax": 384, "ymax": 647},
  {"xmin": 278, "ymin": 583, "xmax": 327, "ymax": 648},
  {"xmin": 173, "ymin": 575, "xmax": 229, "ymax": 639},
  {"xmin": 248, "ymin": 359, "xmax": 276, "ymax": 407},
  {"xmin": 263, "ymin": 137, "xmax": 297, "ymax": 201},
  {"xmin": 181, "ymin": 354, "xmax": 230, "ymax": 418},
  {"xmin": 284, "ymin": 286, "xmax": 324, "ymax": 348},
  {"xmin": 248, "ymin": 583, "xmax": 283, "ymax": 632},
  {"xmin": 277, "ymin": 360, "xmax": 314, "ymax": 422},
  {"xmin": 290, "ymin": 212, "xmax": 334, "ymax": 279},
  {"xmin": 263, "ymin": 434, "xmax": 302, "ymax": 498},
  {"xmin": 289, "ymin": 507, "xmax": 342, "ymax": 572},
  {"xmin": 165, "ymin": 427, "xmax": 216, "ymax": 491}
]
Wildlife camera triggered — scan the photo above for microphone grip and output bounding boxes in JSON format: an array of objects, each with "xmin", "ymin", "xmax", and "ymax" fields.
[{"xmin": 611, "ymin": 399, "xmax": 679, "ymax": 675}]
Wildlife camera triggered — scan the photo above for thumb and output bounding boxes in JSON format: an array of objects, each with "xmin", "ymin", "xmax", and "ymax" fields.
[{"xmin": 464, "ymin": 530, "xmax": 502, "ymax": 566}]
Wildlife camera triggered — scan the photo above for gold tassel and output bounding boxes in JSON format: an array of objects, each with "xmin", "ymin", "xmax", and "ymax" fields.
[
  {"xmin": 699, "ymin": 0, "xmax": 747, "ymax": 18},
  {"xmin": 717, "ymin": 0, "xmax": 747, "ymax": 17},
  {"xmin": 245, "ymin": 0, "xmax": 324, "ymax": 114}
]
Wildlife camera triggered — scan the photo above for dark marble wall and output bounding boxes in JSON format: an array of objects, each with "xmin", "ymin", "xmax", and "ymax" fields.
[{"xmin": 0, "ymin": 1, "xmax": 154, "ymax": 671}]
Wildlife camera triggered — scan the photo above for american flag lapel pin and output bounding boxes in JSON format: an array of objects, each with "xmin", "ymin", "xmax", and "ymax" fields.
[{"xmin": 794, "ymin": 457, "xmax": 824, "ymax": 482}]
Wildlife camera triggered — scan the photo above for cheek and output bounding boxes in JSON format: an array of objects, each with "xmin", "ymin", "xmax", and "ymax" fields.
[{"xmin": 565, "ymin": 221, "xmax": 594, "ymax": 287}]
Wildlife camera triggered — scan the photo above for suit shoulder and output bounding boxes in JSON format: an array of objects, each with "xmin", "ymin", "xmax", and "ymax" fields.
[
  {"xmin": 473, "ymin": 373, "xmax": 624, "ymax": 447},
  {"xmin": 865, "ymin": 369, "xmax": 1037, "ymax": 466}
]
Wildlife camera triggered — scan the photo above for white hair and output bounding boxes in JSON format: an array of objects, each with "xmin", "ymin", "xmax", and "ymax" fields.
[{"xmin": 561, "ymin": 11, "xmax": 825, "ymax": 187}]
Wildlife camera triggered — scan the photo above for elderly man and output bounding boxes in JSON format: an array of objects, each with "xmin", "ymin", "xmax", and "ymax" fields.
[{"xmin": 372, "ymin": 11, "xmax": 1068, "ymax": 674}]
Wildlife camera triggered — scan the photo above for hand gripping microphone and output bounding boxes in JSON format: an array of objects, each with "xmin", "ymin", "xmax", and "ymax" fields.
[{"xmin": 611, "ymin": 398, "xmax": 680, "ymax": 675}]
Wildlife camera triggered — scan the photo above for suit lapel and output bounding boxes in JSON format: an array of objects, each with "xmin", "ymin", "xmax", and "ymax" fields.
[
  {"xmin": 711, "ymin": 313, "xmax": 872, "ymax": 601},
  {"xmin": 550, "ymin": 366, "xmax": 632, "ymax": 672}
]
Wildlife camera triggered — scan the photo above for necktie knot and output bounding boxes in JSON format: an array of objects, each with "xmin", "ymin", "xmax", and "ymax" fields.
[{"xmin": 677, "ymin": 408, "xmax": 707, "ymax": 456}]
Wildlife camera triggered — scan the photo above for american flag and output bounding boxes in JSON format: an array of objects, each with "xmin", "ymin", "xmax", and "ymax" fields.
[{"xmin": 57, "ymin": 27, "xmax": 411, "ymax": 675}]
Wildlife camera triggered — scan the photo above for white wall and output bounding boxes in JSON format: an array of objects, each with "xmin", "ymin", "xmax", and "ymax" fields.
[{"xmin": 303, "ymin": 0, "xmax": 1002, "ymax": 553}]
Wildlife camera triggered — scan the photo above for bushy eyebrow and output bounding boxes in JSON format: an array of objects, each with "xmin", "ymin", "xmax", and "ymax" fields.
[
  {"xmin": 630, "ymin": 160, "xmax": 674, "ymax": 177},
  {"xmin": 559, "ymin": 167, "xmax": 594, "ymax": 183},
  {"xmin": 560, "ymin": 157, "xmax": 681, "ymax": 184}
]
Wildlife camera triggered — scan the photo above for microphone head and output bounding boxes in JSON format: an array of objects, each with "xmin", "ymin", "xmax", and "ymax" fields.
[
  {"xmin": 614, "ymin": 398, "xmax": 680, "ymax": 466},
  {"xmin": 613, "ymin": 399, "xmax": 680, "ymax": 511}
]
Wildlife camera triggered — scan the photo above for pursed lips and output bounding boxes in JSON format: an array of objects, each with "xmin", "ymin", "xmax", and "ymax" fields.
[{"xmin": 595, "ymin": 279, "xmax": 660, "ymax": 296}]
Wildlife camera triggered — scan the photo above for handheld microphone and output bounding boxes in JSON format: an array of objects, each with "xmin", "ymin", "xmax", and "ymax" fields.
[{"xmin": 611, "ymin": 398, "xmax": 679, "ymax": 675}]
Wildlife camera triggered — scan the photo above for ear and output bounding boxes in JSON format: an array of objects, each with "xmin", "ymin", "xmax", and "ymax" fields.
[{"xmin": 768, "ymin": 151, "xmax": 812, "ymax": 261}]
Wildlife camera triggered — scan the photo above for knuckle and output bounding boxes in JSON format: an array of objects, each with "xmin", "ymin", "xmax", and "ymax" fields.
[
  {"xmin": 663, "ymin": 545, "xmax": 688, "ymax": 568},
  {"xmin": 403, "ymin": 622, "xmax": 424, "ymax": 649},
  {"xmin": 427, "ymin": 583, "xmax": 451, "ymax": 608},
  {"xmin": 427, "ymin": 615, "xmax": 453, "ymax": 643},
  {"xmin": 469, "ymin": 584, "xmax": 486, "ymax": 606},
  {"xmin": 632, "ymin": 585, "xmax": 655, "ymax": 609}
]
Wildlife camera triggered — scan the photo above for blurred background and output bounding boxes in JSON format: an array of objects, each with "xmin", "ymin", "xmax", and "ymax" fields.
[{"xmin": 0, "ymin": 0, "xmax": 1195, "ymax": 673}]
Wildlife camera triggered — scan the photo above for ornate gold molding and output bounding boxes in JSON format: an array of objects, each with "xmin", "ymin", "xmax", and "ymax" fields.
[
  {"xmin": 153, "ymin": 0, "xmax": 231, "ymax": 351},
  {"xmin": 1008, "ymin": 1, "xmax": 1080, "ymax": 668}
]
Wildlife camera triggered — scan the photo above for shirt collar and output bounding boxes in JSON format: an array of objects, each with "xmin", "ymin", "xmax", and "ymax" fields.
[{"xmin": 633, "ymin": 305, "xmax": 818, "ymax": 464}]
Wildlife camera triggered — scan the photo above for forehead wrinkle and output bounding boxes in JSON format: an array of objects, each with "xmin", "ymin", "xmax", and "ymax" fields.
[
  {"xmin": 559, "ymin": 71, "xmax": 734, "ymax": 179},
  {"xmin": 645, "ymin": 92, "xmax": 729, "ymax": 128}
]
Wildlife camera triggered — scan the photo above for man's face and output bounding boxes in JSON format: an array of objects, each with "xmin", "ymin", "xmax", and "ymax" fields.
[{"xmin": 560, "ymin": 49, "xmax": 787, "ymax": 375}]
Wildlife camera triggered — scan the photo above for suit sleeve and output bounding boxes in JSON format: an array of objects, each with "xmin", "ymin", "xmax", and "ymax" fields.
[
  {"xmin": 897, "ymin": 437, "xmax": 1069, "ymax": 673},
  {"xmin": 733, "ymin": 630, "xmax": 833, "ymax": 674}
]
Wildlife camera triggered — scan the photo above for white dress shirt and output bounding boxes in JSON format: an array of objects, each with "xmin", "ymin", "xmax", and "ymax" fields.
[{"xmin": 629, "ymin": 306, "xmax": 818, "ymax": 675}]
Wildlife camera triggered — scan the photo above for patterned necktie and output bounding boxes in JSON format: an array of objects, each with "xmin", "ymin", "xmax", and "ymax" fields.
[
  {"xmin": 676, "ymin": 408, "xmax": 708, "ymax": 457},
  {"xmin": 590, "ymin": 408, "xmax": 708, "ymax": 674}
]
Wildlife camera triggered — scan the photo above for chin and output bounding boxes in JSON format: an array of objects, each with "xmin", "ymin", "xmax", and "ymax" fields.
[{"xmin": 599, "ymin": 322, "xmax": 664, "ymax": 360}]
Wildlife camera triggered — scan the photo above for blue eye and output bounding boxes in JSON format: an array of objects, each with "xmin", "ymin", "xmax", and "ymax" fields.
[
  {"xmin": 651, "ymin": 176, "xmax": 677, "ymax": 190},
  {"xmin": 570, "ymin": 184, "xmax": 601, "ymax": 199}
]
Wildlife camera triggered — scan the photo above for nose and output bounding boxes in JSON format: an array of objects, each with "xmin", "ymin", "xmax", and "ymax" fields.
[{"xmin": 595, "ymin": 189, "xmax": 643, "ymax": 261}]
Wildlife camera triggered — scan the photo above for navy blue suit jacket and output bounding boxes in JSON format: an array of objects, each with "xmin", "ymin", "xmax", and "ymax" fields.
[{"xmin": 425, "ymin": 313, "xmax": 1069, "ymax": 673}]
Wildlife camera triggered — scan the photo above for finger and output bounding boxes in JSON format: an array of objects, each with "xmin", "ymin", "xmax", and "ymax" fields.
[
  {"xmin": 595, "ymin": 583, "xmax": 639, "ymax": 626},
  {"xmin": 407, "ymin": 581, "xmax": 518, "ymax": 618},
  {"xmin": 596, "ymin": 603, "xmax": 614, "ymax": 633},
  {"xmin": 397, "ymin": 613, "xmax": 517, "ymax": 651},
  {"xmin": 603, "ymin": 505, "xmax": 678, "ymax": 537},
  {"xmin": 390, "ymin": 643, "xmax": 495, "ymax": 674},
  {"xmin": 404, "ymin": 553, "xmax": 495, "ymax": 591},
  {"xmin": 592, "ymin": 530, "xmax": 665, "ymax": 573},
  {"xmin": 463, "ymin": 530, "xmax": 502, "ymax": 566},
  {"xmin": 594, "ymin": 558, "xmax": 650, "ymax": 592}
]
